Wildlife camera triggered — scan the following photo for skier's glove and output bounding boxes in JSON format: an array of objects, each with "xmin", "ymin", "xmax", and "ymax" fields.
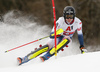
[{"xmin": 80, "ymin": 45, "xmax": 87, "ymax": 54}]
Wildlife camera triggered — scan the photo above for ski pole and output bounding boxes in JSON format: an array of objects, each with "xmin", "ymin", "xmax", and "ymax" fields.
[{"xmin": 5, "ymin": 36, "xmax": 49, "ymax": 53}]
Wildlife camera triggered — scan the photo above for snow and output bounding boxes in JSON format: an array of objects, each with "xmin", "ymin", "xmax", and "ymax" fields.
[
  {"xmin": 0, "ymin": 11, "xmax": 100, "ymax": 72},
  {"xmin": 0, "ymin": 52, "xmax": 100, "ymax": 72}
]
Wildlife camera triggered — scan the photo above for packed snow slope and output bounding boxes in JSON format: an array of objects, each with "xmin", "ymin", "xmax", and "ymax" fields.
[
  {"xmin": 0, "ymin": 11, "xmax": 100, "ymax": 71},
  {"xmin": 1, "ymin": 52, "xmax": 100, "ymax": 72}
]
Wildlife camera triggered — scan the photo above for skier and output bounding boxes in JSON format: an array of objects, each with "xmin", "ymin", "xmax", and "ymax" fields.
[{"xmin": 17, "ymin": 6, "xmax": 87, "ymax": 65}]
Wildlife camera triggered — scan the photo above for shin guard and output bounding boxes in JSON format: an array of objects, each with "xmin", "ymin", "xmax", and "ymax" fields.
[
  {"xmin": 49, "ymin": 38, "xmax": 70, "ymax": 55},
  {"xmin": 27, "ymin": 44, "xmax": 49, "ymax": 60}
]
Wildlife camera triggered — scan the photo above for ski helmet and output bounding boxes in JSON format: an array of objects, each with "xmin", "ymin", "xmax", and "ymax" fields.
[{"xmin": 63, "ymin": 6, "xmax": 76, "ymax": 20}]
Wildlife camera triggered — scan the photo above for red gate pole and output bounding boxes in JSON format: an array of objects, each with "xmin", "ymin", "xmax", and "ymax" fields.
[{"xmin": 51, "ymin": 0, "xmax": 57, "ymax": 57}]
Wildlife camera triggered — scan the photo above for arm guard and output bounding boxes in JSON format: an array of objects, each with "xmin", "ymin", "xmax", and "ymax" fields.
[{"xmin": 50, "ymin": 28, "xmax": 64, "ymax": 38}]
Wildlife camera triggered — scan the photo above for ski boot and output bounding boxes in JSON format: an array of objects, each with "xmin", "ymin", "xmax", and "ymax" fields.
[
  {"xmin": 40, "ymin": 51, "xmax": 52, "ymax": 62},
  {"xmin": 17, "ymin": 56, "xmax": 29, "ymax": 65},
  {"xmin": 40, "ymin": 56, "xmax": 46, "ymax": 62}
]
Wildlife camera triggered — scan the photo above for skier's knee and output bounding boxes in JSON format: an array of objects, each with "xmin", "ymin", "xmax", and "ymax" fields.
[{"xmin": 47, "ymin": 43, "xmax": 53, "ymax": 49}]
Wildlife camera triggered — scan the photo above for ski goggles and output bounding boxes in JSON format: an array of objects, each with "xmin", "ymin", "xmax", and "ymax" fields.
[{"xmin": 65, "ymin": 15, "xmax": 74, "ymax": 19}]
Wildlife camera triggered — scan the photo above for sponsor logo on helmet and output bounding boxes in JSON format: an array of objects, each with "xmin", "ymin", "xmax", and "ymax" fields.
[{"xmin": 66, "ymin": 9, "xmax": 73, "ymax": 14}]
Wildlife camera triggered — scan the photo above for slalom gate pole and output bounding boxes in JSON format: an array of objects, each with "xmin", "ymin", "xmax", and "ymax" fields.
[
  {"xmin": 5, "ymin": 36, "xmax": 49, "ymax": 53},
  {"xmin": 51, "ymin": 0, "xmax": 57, "ymax": 57}
]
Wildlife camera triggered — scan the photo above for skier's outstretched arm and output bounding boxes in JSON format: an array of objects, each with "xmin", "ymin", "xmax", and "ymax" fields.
[{"xmin": 77, "ymin": 22, "xmax": 87, "ymax": 54}]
